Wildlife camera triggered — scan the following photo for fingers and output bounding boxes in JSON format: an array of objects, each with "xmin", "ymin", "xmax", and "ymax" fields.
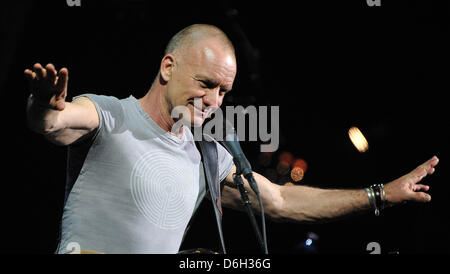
[
  {"xmin": 25, "ymin": 63, "xmax": 68, "ymax": 111},
  {"xmin": 409, "ymin": 170, "xmax": 432, "ymax": 203},
  {"xmin": 33, "ymin": 63, "xmax": 46, "ymax": 80},
  {"xmin": 410, "ymin": 156, "xmax": 439, "ymax": 183},
  {"xmin": 412, "ymin": 184, "xmax": 430, "ymax": 201},
  {"xmin": 390, "ymin": 156, "xmax": 438, "ymax": 205},
  {"xmin": 411, "ymin": 166, "xmax": 427, "ymax": 181},
  {"xmin": 24, "ymin": 68, "xmax": 36, "ymax": 83},
  {"xmin": 411, "ymin": 191, "xmax": 432, "ymax": 203},
  {"xmin": 428, "ymin": 167, "xmax": 435, "ymax": 175},
  {"xmin": 45, "ymin": 63, "xmax": 57, "ymax": 86},
  {"xmin": 56, "ymin": 67, "xmax": 69, "ymax": 98},
  {"xmin": 421, "ymin": 156, "xmax": 439, "ymax": 174},
  {"xmin": 27, "ymin": 62, "xmax": 59, "ymax": 82},
  {"xmin": 25, "ymin": 62, "xmax": 66, "ymax": 92},
  {"xmin": 24, "ymin": 69, "xmax": 35, "ymax": 80},
  {"xmin": 413, "ymin": 184, "xmax": 430, "ymax": 192}
]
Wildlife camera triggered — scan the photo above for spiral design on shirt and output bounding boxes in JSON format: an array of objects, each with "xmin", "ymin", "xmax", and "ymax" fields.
[{"xmin": 130, "ymin": 149, "xmax": 196, "ymax": 230}]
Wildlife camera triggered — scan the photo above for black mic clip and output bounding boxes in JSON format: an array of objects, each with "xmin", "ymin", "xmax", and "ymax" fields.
[
  {"xmin": 232, "ymin": 153, "xmax": 260, "ymax": 196},
  {"xmin": 233, "ymin": 173, "xmax": 251, "ymax": 206}
]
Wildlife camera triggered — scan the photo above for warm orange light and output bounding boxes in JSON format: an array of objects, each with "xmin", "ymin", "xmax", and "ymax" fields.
[
  {"xmin": 279, "ymin": 151, "xmax": 294, "ymax": 165},
  {"xmin": 292, "ymin": 158, "xmax": 308, "ymax": 172},
  {"xmin": 290, "ymin": 167, "xmax": 304, "ymax": 182},
  {"xmin": 348, "ymin": 127, "xmax": 369, "ymax": 153}
]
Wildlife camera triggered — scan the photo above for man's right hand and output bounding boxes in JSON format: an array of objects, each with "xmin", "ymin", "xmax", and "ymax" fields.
[
  {"xmin": 24, "ymin": 63, "xmax": 68, "ymax": 111},
  {"xmin": 25, "ymin": 63, "xmax": 99, "ymax": 146}
]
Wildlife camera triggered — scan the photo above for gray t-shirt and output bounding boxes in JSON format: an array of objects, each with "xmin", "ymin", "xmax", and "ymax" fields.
[{"xmin": 56, "ymin": 94, "xmax": 234, "ymax": 254}]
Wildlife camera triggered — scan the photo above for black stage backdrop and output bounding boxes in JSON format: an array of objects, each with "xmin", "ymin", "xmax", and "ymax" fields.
[{"xmin": 0, "ymin": 0, "xmax": 449, "ymax": 254}]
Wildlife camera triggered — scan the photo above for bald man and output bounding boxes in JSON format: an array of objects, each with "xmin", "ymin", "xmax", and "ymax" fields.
[{"xmin": 26, "ymin": 24, "xmax": 439, "ymax": 254}]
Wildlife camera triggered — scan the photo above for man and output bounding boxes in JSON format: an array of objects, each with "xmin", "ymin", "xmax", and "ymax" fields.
[{"xmin": 25, "ymin": 24, "xmax": 439, "ymax": 254}]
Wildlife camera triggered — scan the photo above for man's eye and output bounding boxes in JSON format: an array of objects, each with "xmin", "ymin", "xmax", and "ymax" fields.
[{"xmin": 199, "ymin": 80, "xmax": 216, "ymax": 88}]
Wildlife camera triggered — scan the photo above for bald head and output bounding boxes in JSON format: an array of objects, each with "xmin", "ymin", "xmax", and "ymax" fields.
[
  {"xmin": 164, "ymin": 24, "xmax": 235, "ymax": 58},
  {"xmin": 143, "ymin": 24, "xmax": 237, "ymax": 130}
]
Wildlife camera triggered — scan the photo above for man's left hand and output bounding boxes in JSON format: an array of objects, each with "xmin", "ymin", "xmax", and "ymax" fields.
[{"xmin": 385, "ymin": 156, "xmax": 439, "ymax": 205}]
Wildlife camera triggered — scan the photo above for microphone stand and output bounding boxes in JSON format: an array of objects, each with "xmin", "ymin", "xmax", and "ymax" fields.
[{"xmin": 232, "ymin": 161, "xmax": 267, "ymax": 254}]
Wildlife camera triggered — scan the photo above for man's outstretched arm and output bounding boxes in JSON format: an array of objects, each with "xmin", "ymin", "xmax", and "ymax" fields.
[
  {"xmin": 221, "ymin": 156, "xmax": 438, "ymax": 223},
  {"xmin": 25, "ymin": 63, "xmax": 99, "ymax": 145}
]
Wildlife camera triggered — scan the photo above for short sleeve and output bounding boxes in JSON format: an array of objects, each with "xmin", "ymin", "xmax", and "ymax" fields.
[
  {"xmin": 72, "ymin": 94, "xmax": 125, "ymax": 135},
  {"xmin": 217, "ymin": 141, "xmax": 234, "ymax": 182}
]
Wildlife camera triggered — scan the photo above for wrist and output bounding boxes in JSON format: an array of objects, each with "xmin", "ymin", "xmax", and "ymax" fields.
[
  {"xmin": 28, "ymin": 94, "xmax": 56, "ymax": 110},
  {"xmin": 365, "ymin": 184, "xmax": 387, "ymax": 216},
  {"xmin": 27, "ymin": 94, "xmax": 61, "ymax": 134}
]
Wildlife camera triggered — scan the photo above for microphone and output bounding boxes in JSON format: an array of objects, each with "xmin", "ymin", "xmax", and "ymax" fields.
[
  {"xmin": 220, "ymin": 117, "xmax": 268, "ymax": 254},
  {"xmin": 221, "ymin": 119, "xmax": 260, "ymax": 195}
]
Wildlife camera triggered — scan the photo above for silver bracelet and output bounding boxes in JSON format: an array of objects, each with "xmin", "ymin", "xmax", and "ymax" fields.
[
  {"xmin": 365, "ymin": 187, "xmax": 380, "ymax": 216},
  {"xmin": 365, "ymin": 188, "xmax": 376, "ymax": 210},
  {"xmin": 380, "ymin": 184, "xmax": 386, "ymax": 209}
]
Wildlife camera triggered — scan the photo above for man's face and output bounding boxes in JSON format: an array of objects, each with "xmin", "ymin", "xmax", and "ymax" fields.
[{"xmin": 165, "ymin": 39, "xmax": 237, "ymax": 127}]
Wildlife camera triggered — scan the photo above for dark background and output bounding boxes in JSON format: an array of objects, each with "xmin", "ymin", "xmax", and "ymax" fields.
[{"xmin": 0, "ymin": 0, "xmax": 448, "ymax": 254}]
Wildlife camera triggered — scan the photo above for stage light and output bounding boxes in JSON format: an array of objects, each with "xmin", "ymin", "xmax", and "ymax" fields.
[
  {"xmin": 296, "ymin": 232, "xmax": 319, "ymax": 254},
  {"xmin": 292, "ymin": 158, "xmax": 307, "ymax": 172},
  {"xmin": 278, "ymin": 151, "xmax": 294, "ymax": 165},
  {"xmin": 305, "ymin": 239, "xmax": 312, "ymax": 246},
  {"xmin": 348, "ymin": 126, "xmax": 369, "ymax": 153},
  {"xmin": 290, "ymin": 167, "xmax": 304, "ymax": 182}
]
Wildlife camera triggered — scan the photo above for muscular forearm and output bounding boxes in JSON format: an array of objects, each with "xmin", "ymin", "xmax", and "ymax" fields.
[
  {"xmin": 222, "ymin": 171, "xmax": 372, "ymax": 224},
  {"xmin": 223, "ymin": 156, "xmax": 438, "ymax": 224},
  {"xmin": 278, "ymin": 185, "xmax": 371, "ymax": 223}
]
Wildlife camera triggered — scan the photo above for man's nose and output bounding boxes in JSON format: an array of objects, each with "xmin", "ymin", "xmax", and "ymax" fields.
[{"xmin": 203, "ymin": 88, "xmax": 220, "ymax": 109}]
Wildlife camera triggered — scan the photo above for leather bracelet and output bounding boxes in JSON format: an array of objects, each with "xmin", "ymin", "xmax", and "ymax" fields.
[
  {"xmin": 372, "ymin": 185, "xmax": 382, "ymax": 210},
  {"xmin": 369, "ymin": 184, "xmax": 386, "ymax": 216}
]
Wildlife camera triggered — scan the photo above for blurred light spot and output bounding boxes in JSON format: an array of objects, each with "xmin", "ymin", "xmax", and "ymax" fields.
[
  {"xmin": 292, "ymin": 158, "xmax": 308, "ymax": 172},
  {"xmin": 278, "ymin": 151, "xmax": 294, "ymax": 165},
  {"xmin": 305, "ymin": 239, "xmax": 313, "ymax": 246},
  {"xmin": 348, "ymin": 127, "xmax": 369, "ymax": 153},
  {"xmin": 291, "ymin": 167, "xmax": 304, "ymax": 182},
  {"xmin": 307, "ymin": 232, "xmax": 319, "ymax": 241}
]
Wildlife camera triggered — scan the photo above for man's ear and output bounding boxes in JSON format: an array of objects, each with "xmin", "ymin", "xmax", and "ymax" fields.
[{"xmin": 160, "ymin": 54, "xmax": 176, "ymax": 83}]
